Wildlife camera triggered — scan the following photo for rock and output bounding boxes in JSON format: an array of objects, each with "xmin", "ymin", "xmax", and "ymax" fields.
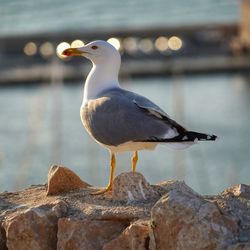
[
  {"xmin": 0, "ymin": 224, "xmax": 7, "ymax": 250},
  {"xmin": 47, "ymin": 165, "xmax": 90, "ymax": 195},
  {"xmin": 103, "ymin": 219, "xmax": 150, "ymax": 250},
  {"xmin": 3, "ymin": 200, "xmax": 67, "ymax": 250},
  {"xmin": 227, "ymin": 243, "xmax": 250, "ymax": 250},
  {"xmin": 221, "ymin": 184, "xmax": 250, "ymax": 199},
  {"xmin": 112, "ymin": 172, "xmax": 158, "ymax": 202},
  {"xmin": 1, "ymin": 171, "xmax": 250, "ymax": 249},
  {"xmin": 57, "ymin": 218, "xmax": 128, "ymax": 250},
  {"xmin": 217, "ymin": 184, "xmax": 250, "ymax": 244},
  {"xmin": 156, "ymin": 179, "xmax": 202, "ymax": 197},
  {"xmin": 151, "ymin": 184, "xmax": 238, "ymax": 250}
]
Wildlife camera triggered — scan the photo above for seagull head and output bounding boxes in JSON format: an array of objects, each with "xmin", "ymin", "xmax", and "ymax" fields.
[{"xmin": 62, "ymin": 40, "xmax": 121, "ymax": 66}]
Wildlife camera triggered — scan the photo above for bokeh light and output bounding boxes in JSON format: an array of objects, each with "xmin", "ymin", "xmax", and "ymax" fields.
[
  {"xmin": 138, "ymin": 39, "xmax": 154, "ymax": 54},
  {"xmin": 56, "ymin": 42, "xmax": 70, "ymax": 59},
  {"xmin": 107, "ymin": 37, "xmax": 121, "ymax": 50},
  {"xmin": 168, "ymin": 36, "xmax": 183, "ymax": 50},
  {"xmin": 23, "ymin": 42, "xmax": 37, "ymax": 56},
  {"xmin": 39, "ymin": 42, "xmax": 54, "ymax": 58},
  {"xmin": 155, "ymin": 36, "xmax": 169, "ymax": 52},
  {"xmin": 71, "ymin": 39, "xmax": 85, "ymax": 48},
  {"xmin": 123, "ymin": 37, "xmax": 138, "ymax": 54}
]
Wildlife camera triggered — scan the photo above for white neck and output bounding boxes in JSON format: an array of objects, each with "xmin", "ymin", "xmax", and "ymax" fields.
[{"xmin": 82, "ymin": 63, "xmax": 120, "ymax": 106}]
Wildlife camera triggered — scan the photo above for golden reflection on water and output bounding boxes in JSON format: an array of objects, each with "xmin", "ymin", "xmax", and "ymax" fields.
[
  {"xmin": 40, "ymin": 42, "xmax": 54, "ymax": 58},
  {"xmin": 123, "ymin": 37, "xmax": 138, "ymax": 54},
  {"xmin": 71, "ymin": 39, "xmax": 85, "ymax": 48},
  {"xmin": 56, "ymin": 42, "xmax": 70, "ymax": 59},
  {"xmin": 107, "ymin": 37, "xmax": 121, "ymax": 51},
  {"xmin": 155, "ymin": 36, "xmax": 169, "ymax": 52},
  {"xmin": 138, "ymin": 38, "xmax": 154, "ymax": 54},
  {"xmin": 168, "ymin": 36, "xmax": 183, "ymax": 51},
  {"xmin": 23, "ymin": 42, "xmax": 37, "ymax": 56}
]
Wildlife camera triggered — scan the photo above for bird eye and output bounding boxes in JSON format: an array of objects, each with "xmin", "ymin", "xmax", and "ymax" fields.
[{"xmin": 91, "ymin": 45, "xmax": 98, "ymax": 50}]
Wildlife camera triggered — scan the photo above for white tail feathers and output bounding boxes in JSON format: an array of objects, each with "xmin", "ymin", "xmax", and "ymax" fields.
[{"xmin": 162, "ymin": 141, "xmax": 195, "ymax": 150}]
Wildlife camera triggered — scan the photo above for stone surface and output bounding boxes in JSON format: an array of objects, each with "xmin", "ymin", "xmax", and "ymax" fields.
[
  {"xmin": 57, "ymin": 218, "xmax": 128, "ymax": 250},
  {"xmin": 227, "ymin": 243, "xmax": 250, "ymax": 250},
  {"xmin": 112, "ymin": 172, "xmax": 158, "ymax": 202},
  {"xmin": 103, "ymin": 219, "xmax": 150, "ymax": 250},
  {"xmin": 221, "ymin": 184, "xmax": 250, "ymax": 199},
  {"xmin": 47, "ymin": 165, "xmax": 90, "ymax": 195},
  {"xmin": 3, "ymin": 200, "xmax": 67, "ymax": 250},
  {"xmin": 151, "ymin": 184, "xmax": 238, "ymax": 250},
  {"xmin": 217, "ymin": 184, "xmax": 250, "ymax": 244},
  {"xmin": 0, "ymin": 169, "xmax": 250, "ymax": 250},
  {"xmin": 0, "ymin": 224, "xmax": 7, "ymax": 250},
  {"xmin": 155, "ymin": 179, "xmax": 202, "ymax": 197}
]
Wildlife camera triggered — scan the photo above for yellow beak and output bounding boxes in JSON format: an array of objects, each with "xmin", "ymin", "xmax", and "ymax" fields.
[{"xmin": 62, "ymin": 48, "xmax": 84, "ymax": 56}]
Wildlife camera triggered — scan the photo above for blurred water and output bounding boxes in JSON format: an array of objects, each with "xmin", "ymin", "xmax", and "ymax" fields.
[
  {"xmin": 0, "ymin": 74, "xmax": 250, "ymax": 194},
  {"xmin": 0, "ymin": 0, "xmax": 239, "ymax": 36},
  {"xmin": 0, "ymin": 0, "xmax": 245, "ymax": 194}
]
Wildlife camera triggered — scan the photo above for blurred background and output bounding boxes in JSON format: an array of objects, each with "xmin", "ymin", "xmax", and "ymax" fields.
[{"xmin": 0, "ymin": 0, "xmax": 250, "ymax": 194}]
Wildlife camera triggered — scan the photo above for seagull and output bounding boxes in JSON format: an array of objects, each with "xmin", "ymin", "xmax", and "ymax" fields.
[{"xmin": 62, "ymin": 40, "xmax": 217, "ymax": 194}]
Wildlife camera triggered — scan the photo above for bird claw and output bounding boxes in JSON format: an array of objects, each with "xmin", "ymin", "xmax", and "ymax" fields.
[{"xmin": 91, "ymin": 185, "xmax": 112, "ymax": 195}]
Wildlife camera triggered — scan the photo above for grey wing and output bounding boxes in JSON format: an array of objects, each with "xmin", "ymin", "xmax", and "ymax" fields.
[
  {"xmin": 125, "ymin": 90, "xmax": 171, "ymax": 119},
  {"xmin": 82, "ymin": 89, "xmax": 185, "ymax": 146},
  {"xmin": 123, "ymin": 89, "xmax": 186, "ymax": 133}
]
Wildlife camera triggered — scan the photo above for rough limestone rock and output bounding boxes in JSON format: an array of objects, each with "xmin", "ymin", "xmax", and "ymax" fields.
[
  {"xmin": 221, "ymin": 183, "xmax": 250, "ymax": 199},
  {"xmin": 3, "ymin": 200, "xmax": 67, "ymax": 250},
  {"xmin": 217, "ymin": 184, "xmax": 250, "ymax": 244},
  {"xmin": 112, "ymin": 172, "xmax": 158, "ymax": 202},
  {"xmin": 103, "ymin": 219, "xmax": 150, "ymax": 250},
  {"xmin": 0, "ymin": 224, "xmax": 7, "ymax": 250},
  {"xmin": 155, "ymin": 179, "xmax": 203, "ymax": 197},
  {"xmin": 0, "ymin": 167, "xmax": 250, "ymax": 250},
  {"xmin": 47, "ymin": 165, "xmax": 90, "ymax": 195},
  {"xmin": 151, "ymin": 184, "xmax": 238, "ymax": 250},
  {"xmin": 227, "ymin": 243, "xmax": 250, "ymax": 250},
  {"xmin": 57, "ymin": 218, "xmax": 128, "ymax": 250}
]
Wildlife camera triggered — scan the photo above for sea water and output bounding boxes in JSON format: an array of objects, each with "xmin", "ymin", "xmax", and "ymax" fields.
[
  {"xmin": 0, "ymin": 74, "xmax": 249, "ymax": 194},
  {"xmin": 0, "ymin": 0, "xmax": 245, "ymax": 193},
  {"xmin": 0, "ymin": 0, "xmax": 239, "ymax": 36}
]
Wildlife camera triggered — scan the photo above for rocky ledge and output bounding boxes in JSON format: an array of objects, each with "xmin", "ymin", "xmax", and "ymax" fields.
[{"xmin": 0, "ymin": 165, "xmax": 250, "ymax": 250}]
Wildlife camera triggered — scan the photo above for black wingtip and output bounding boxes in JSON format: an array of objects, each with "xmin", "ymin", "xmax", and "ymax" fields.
[
  {"xmin": 134, "ymin": 132, "xmax": 218, "ymax": 143},
  {"xmin": 203, "ymin": 134, "xmax": 217, "ymax": 141},
  {"xmin": 186, "ymin": 131, "xmax": 218, "ymax": 142},
  {"xmin": 210, "ymin": 134, "xmax": 217, "ymax": 141}
]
